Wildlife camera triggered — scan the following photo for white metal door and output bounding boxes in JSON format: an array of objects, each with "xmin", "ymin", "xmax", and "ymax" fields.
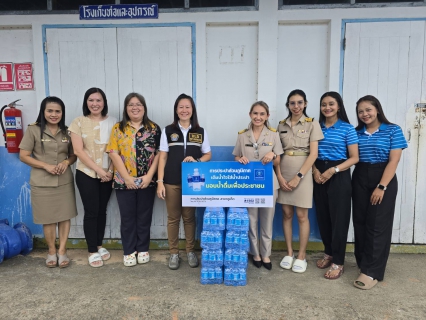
[
  {"xmin": 46, "ymin": 26, "xmax": 193, "ymax": 239},
  {"xmin": 343, "ymin": 20, "xmax": 426, "ymax": 244}
]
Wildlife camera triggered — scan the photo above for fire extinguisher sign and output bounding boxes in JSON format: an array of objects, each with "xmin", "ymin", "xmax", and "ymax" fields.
[{"xmin": 0, "ymin": 63, "xmax": 14, "ymax": 91}]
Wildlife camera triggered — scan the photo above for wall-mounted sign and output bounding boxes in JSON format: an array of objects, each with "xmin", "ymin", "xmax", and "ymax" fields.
[
  {"xmin": 79, "ymin": 4, "xmax": 158, "ymax": 20},
  {"xmin": 181, "ymin": 161, "xmax": 274, "ymax": 208},
  {"xmin": 14, "ymin": 63, "xmax": 34, "ymax": 90},
  {"xmin": 0, "ymin": 63, "xmax": 14, "ymax": 91}
]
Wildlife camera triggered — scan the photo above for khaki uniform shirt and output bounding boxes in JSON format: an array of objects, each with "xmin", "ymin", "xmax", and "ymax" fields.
[
  {"xmin": 19, "ymin": 124, "xmax": 74, "ymax": 187},
  {"xmin": 232, "ymin": 126, "xmax": 284, "ymax": 190},
  {"xmin": 277, "ymin": 115, "xmax": 324, "ymax": 152}
]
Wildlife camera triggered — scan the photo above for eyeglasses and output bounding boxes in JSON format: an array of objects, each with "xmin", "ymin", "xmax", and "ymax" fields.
[
  {"xmin": 253, "ymin": 143, "xmax": 259, "ymax": 159},
  {"xmin": 289, "ymin": 101, "xmax": 305, "ymax": 107},
  {"xmin": 127, "ymin": 103, "xmax": 143, "ymax": 108}
]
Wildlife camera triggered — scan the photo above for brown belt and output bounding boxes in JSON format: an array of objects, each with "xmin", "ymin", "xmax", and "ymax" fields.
[{"xmin": 284, "ymin": 151, "xmax": 309, "ymax": 156}]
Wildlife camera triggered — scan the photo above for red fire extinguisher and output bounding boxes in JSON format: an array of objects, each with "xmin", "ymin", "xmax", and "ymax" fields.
[{"xmin": 0, "ymin": 99, "xmax": 23, "ymax": 153}]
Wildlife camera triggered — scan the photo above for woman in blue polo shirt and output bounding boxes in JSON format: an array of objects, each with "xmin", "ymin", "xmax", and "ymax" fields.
[
  {"xmin": 352, "ymin": 95, "xmax": 407, "ymax": 290},
  {"xmin": 312, "ymin": 92, "xmax": 359, "ymax": 280}
]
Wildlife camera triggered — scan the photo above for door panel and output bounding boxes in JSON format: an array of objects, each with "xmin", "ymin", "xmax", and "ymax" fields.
[
  {"xmin": 343, "ymin": 21, "xmax": 425, "ymax": 244},
  {"xmin": 46, "ymin": 26, "xmax": 193, "ymax": 239}
]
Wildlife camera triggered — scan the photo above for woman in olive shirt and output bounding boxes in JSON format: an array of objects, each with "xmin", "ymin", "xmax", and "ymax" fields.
[{"xmin": 19, "ymin": 96, "xmax": 77, "ymax": 268}]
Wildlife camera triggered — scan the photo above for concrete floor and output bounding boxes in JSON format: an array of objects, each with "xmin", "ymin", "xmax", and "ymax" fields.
[{"xmin": 0, "ymin": 249, "xmax": 425, "ymax": 320}]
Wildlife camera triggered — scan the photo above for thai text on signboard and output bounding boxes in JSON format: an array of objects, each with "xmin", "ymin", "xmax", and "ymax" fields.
[
  {"xmin": 79, "ymin": 4, "xmax": 158, "ymax": 20},
  {"xmin": 181, "ymin": 161, "xmax": 274, "ymax": 208}
]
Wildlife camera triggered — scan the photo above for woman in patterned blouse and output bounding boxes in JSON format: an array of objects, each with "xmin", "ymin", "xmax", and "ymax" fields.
[{"xmin": 107, "ymin": 92, "xmax": 161, "ymax": 267}]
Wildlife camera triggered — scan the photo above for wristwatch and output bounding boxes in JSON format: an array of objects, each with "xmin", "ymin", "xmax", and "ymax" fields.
[
  {"xmin": 272, "ymin": 153, "xmax": 277, "ymax": 160},
  {"xmin": 334, "ymin": 166, "xmax": 340, "ymax": 173},
  {"xmin": 297, "ymin": 172, "xmax": 304, "ymax": 179},
  {"xmin": 377, "ymin": 184, "xmax": 387, "ymax": 191}
]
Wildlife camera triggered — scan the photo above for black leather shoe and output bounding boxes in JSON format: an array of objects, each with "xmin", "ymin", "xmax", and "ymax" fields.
[
  {"xmin": 252, "ymin": 256, "xmax": 262, "ymax": 268},
  {"xmin": 262, "ymin": 261, "xmax": 272, "ymax": 270}
]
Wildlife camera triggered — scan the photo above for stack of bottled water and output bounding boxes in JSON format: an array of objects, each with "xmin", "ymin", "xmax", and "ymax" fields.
[
  {"xmin": 200, "ymin": 207, "xmax": 225, "ymax": 285},
  {"xmin": 224, "ymin": 207, "xmax": 249, "ymax": 286}
]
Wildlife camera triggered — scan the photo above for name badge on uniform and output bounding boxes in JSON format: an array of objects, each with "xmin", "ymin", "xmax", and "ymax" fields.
[
  {"xmin": 170, "ymin": 133, "xmax": 179, "ymax": 142},
  {"xmin": 41, "ymin": 139, "xmax": 51, "ymax": 142},
  {"xmin": 62, "ymin": 137, "xmax": 69, "ymax": 143},
  {"xmin": 189, "ymin": 133, "xmax": 202, "ymax": 143},
  {"xmin": 298, "ymin": 130, "xmax": 307, "ymax": 133},
  {"xmin": 245, "ymin": 144, "xmax": 254, "ymax": 147},
  {"xmin": 262, "ymin": 142, "xmax": 272, "ymax": 146},
  {"xmin": 280, "ymin": 131, "xmax": 287, "ymax": 133}
]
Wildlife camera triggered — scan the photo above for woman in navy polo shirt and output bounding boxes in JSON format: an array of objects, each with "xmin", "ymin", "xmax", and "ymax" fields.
[
  {"xmin": 312, "ymin": 92, "xmax": 359, "ymax": 280},
  {"xmin": 352, "ymin": 95, "xmax": 407, "ymax": 290}
]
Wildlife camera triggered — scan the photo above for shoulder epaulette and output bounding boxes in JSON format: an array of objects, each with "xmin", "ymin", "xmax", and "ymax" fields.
[
  {"xmin": 279, "ymin": 119, "xmax": 286, "ymax": 124},
  {"xmin": 268, "ymin": 127, "xmax": 277, "ymax": 132},
  {"xmin": 305, "ymin": 117, "xmax": 314, "ymax": 122},
  {"xmin": 28, "ymin": 122, "xmax": 38, "ymax": 126},
  {"xmin": 238, "ymin": 128, "xmax": 248, "ymax": 134}
]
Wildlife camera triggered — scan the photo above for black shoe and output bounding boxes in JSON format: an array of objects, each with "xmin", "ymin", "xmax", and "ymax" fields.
[
  {"xmin": 252, "ymin": 256, "xmax": 262, "ymax": 268},
  {"xmin": 262, "ymin": 261, "xmax": 272, "ymax": 270}
]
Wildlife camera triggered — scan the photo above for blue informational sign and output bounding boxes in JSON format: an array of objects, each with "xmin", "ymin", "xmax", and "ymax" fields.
[
  {"xmin": 182, "ymin": 161, "xmax": 274, "ymax": 208},
  {"xmin": 79, "ymin": 4, "xmax": 159, "ymax": 20}
]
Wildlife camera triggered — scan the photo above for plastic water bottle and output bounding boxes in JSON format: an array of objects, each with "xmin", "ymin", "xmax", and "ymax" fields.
[
  {"xmin": 240, "ymin": 232, "xmax": 249, "ymax": 252},
  {"xmin": 234, "ymin": 209, "xmax": 242, "ymax": 230},
  {"xmin": 192, "ymin": 168, "xmax": 201, "ymax": 191},
  {"xmin": 218, "ymin": 208, "xmax": 226, "ymax": 230},
  {"xmin": 238, "ymin": 268, "xmax": 247, "ymax": 286},
  {"xmin": 200, "ymin": 267, "xmax": 210, "ymax": 285},
  {"xmin": 226, "ymin": 208, "xmax": 236, "ymax": 231},
  {"xmin": 201, "ymin": 174, "xmax": 205, "ymax": 186},
  {"xmin": 241, "ymin": 208, "xmax": 250, "ymax": 232},
  {"xmin": 215, "ymin": 266, "xmax": 223, "ymax": 284},
  {"xmin": 203, "ymin": 209, "xmax": 211, "ymax": 230},
  {"xmin": 210, "ymin": 209, "xmax": 218, "ymax": 229},
  {"xmin": 187, "ymin": 173, "xmax": 193, "ymax": 188}
]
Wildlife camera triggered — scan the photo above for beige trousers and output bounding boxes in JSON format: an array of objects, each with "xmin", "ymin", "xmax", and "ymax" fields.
[
  {"xmin": 247, "ymin": 189, "xmax": 278, "ymax": 258},
  {"xmin": 164, "ymin": 184, "xmax": 196, "ymax": 254}
]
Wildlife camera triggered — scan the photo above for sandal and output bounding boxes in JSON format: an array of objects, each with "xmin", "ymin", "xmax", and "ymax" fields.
[
  {"xmin": 279, "ymin": 255, "xmax": 295, "ymax": 270},
  {"xmin": 124, "ymin": 251, "xmax": 137, "ymax": 267},
  {"xmin": 324, "ymin": 263, "xmax": 344, "ymax": 280},
  {"xmin": 292, "ymin": 259, "xmax": 307, "ymax": 273},
  {"xmin": 46, "ymin": 254, "xmax": 57, "ymax": 268},
  {"xmin": 354, "ymin": 273, "xmax": 378, "ymax": 290},
  {"xmin": 316, "ymin": 254, "xmax": 333, "ymax": 269},
  {"xmin": 57, "ymin": 253, "xmax": 70, "ymax": 268},
  {"xmin": 98, "ymin": 247, "xmax": 111, "ymax": 261},
  {"xmin": 88, "ymin": 253, "xmax": 104, "ymax": 268},
  {"xmin": 137, "ymin": 252, "xmax": 150, "ymax": 264}
]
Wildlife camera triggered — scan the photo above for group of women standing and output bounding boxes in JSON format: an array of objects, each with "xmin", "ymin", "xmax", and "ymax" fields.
[
  {"xmin": 19, "ymin": 86, "xmax": 406, "ymax": 290},
  {"xmin": 233, "ymin": 89, "xmax": 407, "ymax": 290},
  {"xmin": 19, "ymin": 89, "xmax": 210, "ymax": 271}
]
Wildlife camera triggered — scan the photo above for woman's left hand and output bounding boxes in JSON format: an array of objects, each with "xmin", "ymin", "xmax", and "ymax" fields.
[
  {"xmin": 138, "ymin": 175, "xmax": 151, "ymax": 189},
  {"xmin": 370, "ymin": 188, "xmax": 384, "ymax": 205},
  {"xmin": 183, "ymin": 156, "xmax": 197, "ymax": 162},
  {"xmin": 261, "ymin": 152, "xmax": 275, "ymax": 165},
  {"xmin": 287, "ymin": 176, "xmax": 301, "ymax": 190},
  {"xmin": 319, "ymin": 168, "xmax": 334, "ymax": 184},
  {"xmin": 54, "ymin": 160, "xmax": 69, "ymax": 175}
]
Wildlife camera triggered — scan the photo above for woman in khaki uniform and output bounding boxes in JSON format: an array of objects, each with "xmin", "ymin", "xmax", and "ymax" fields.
[
  {"xmin": 19, "ymin": 96, "xmax": 77, "ymax": 268},
  {"xmin": 233, "ymin": 101, "xmax": 283, "ymax": 270},
  {"xmin": 276, "ymin": 89, "xmax": 323, "ymax": 273}
]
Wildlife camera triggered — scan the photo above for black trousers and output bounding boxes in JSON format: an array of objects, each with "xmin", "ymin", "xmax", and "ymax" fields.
[
  {"xmin": 76, "ymin": 170, "xmax": 113, "ymax": 253},
  {"xmin": 352, "ymin": 162, "xmax": 397, "ymax": 281},
  {"xmin": 313, "ymin": 160, "xmax": 352, "ymax": 265},
  {"xmin": 116, "ymin": 187, "xmax": 155, "ymax": 255}
]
